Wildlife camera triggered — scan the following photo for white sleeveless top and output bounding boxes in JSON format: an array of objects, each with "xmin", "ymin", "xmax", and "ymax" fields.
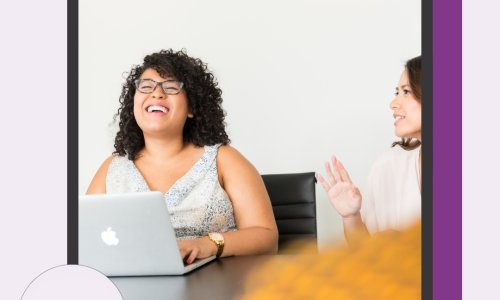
[
  {"xmin": 106, "ymin": 144, "xmax": 237, "ymax": 241},
  {"xmin": 360, "ymin": 145, "xmax": 421, "ymax": 235}
]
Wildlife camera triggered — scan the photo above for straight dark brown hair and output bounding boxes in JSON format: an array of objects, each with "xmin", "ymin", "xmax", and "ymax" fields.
[{"xmin": 392, "ymin": 56, "xmax": 422, "ymax": 151}]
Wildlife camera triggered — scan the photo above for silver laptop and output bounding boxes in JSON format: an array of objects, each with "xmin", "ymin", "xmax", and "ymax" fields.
[{"xmin": 79, "ymin": 192, "xmax": 216, "ymax": 276}]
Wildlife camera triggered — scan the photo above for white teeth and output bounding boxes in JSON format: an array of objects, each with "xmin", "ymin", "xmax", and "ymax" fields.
[
  {"xmin": 147, "ymin": 106, "xmax": 167, "ymax": 113},
  {"xmin": 396, "ymin": 116, "xmax": 405, "ymax": 120}
]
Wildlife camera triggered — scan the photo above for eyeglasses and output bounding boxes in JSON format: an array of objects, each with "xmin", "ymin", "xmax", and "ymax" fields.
[{"xmin": 134, "ymin": 79, "xmax": 184, "ymax": 95}]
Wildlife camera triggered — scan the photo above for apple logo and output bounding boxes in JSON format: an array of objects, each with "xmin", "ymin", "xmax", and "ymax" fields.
[{"xmin": 101, "ymin": 227, "xmax": 119, "ymax": 245}]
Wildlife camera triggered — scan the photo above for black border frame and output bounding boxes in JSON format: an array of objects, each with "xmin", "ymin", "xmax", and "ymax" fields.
[
  {"xmin": 68, "ymin": 0, "xmax": 79, "ymax": 265},
  {"xmin": 422, "ymin": 0, "xmax": 433, "ymax": 298},
  {"xmin": 68, "ymin": 0, "xmax": 436, "ymax": 296}
]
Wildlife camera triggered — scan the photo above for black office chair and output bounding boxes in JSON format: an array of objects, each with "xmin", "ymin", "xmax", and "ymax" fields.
[{"xmin": 261, "ymin": 172, "xmax": 317, "ymax": 254}]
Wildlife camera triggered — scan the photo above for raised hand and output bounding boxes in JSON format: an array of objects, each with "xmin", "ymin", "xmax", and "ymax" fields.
[{"xmin": 317, "ymin": 156, "xmax": 362, "ymax": 218}]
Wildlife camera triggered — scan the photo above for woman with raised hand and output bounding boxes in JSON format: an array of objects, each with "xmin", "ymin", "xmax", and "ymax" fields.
[
  {"xmin": 318, "ymin": 56, "xmax": 422, "ymax": 246},
  {"xmin": 87, "ymin": 49, "xmax": 278, "ymax": 262}
]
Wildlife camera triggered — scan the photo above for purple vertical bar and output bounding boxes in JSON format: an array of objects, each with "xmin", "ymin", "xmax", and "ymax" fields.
[{"xmin": 434, "ymin": 0, "xmax": 462, "ymax": 299}]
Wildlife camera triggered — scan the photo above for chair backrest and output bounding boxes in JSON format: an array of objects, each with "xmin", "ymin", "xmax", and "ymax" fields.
[{"xmin": 261, "ymin": 172, "xmax": 317, "ymax": 254}]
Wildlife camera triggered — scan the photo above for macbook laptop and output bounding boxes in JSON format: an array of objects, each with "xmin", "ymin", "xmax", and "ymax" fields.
[{"xmin": 79, "ymin": 192, "xmax": 216, "ymax": 276}]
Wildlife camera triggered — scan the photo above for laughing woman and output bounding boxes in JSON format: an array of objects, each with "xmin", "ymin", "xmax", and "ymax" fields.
[
  {"xmin": 87, "ymin": 49, "xmax": 278, "ymax": 262},
  {"xmin": 318, "ymin": 56, "xmax": 422, "ymax": 246}
]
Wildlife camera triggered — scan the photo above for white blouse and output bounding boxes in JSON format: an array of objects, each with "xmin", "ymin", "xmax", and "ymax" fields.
[
  {"xmin": 105, "ymin": 144, "xmax": 237, "ymax": 241},
  {"xmin": 360, "ymin": 145, "xmax": 421, "ymax": 235}
]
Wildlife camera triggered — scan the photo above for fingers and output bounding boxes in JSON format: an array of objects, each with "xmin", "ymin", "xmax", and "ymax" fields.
[
  {"xmin": 351, "ymin": 184, "xmax": 357, "ymax": 195},
  {"xmin": 350, "ymin": 184, "xmax": 362, "ymax": 201},
  {"xmin": 178, "ymin": 241, "xmax": 191, "ymax": 260},
  {"xmin": 324, "ymin": 162, "xmax": 337, "ymax": 186},
  {"xmin": 337, "ymin": 160, "xmax": 353, "ymax": 184},
  {"xmin": 186, "ymin": 247, "xmax": 200, "ymax": 264},
  {"xmin": 179, "ymin": 248, "xmax": 188, "ymax": 260},
  {"xmin": 317, "ymin": 174, "xmax": 331, "ymax": 193},
  {"xmin": 331, "ymin": 156, "xmax": 343, "ymax": 183},
  {"xmin": 321, "ymin": 156, "xmax": 354, "ymax": 190},
  {"xmin": 178, "ymin": 245, "xmax": 199, "ymax": 264}
]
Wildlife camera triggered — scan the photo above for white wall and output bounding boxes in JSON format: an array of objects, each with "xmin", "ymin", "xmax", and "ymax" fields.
[{"xmin": 79, "ymin": 0, "xmax": 421, "ymax": 250}]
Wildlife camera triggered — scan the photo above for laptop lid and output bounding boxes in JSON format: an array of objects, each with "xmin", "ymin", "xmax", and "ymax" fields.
[{"xmin": 79, "ymin": 192, "xmax": 186, "ymax": 276}]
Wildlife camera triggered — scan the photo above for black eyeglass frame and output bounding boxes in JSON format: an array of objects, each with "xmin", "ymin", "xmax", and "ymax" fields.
[{"xmin": 134, "ymin": 79, "xmax": 184, "ymax": 95}]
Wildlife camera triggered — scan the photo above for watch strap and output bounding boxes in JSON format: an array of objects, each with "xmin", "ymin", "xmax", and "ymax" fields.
[{"xmin": 207, "ymin": 233, "xmax": 224, "ymax": 258}]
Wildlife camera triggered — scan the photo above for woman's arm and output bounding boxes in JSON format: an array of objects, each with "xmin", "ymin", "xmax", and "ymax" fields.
[
  {"xmin": 178, "ymin": 146, "xmax": 278, "ymax": 263},
  {"xmin": 216, "ymin": 145, "xmax": 279, "ymax": 256},
  {"xmin": 86, "ymin": 155, "xmax": 115, "ymax": 195},
  {"xmin": 342, "ymin": 212, "xmax": 370, "ymax": 247},
  {"xmin": 317, "ymin": 156, "xmax": 370, "ymax": 247}
]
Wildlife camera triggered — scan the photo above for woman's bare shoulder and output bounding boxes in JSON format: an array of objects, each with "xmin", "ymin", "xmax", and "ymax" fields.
[
  {"xmin": 86, "ymin": 155, "xmax": 116, "ymax": 195},
  {"xmin": 216, "ymin": 145, "xmax": 250, "ymax": 166},
  {"xmin": 216, "ymin": 145, "xmax": 262, "ymax": 183}
]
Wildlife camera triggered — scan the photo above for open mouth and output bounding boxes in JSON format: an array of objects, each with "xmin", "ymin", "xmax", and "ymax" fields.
[
  {"xmin": 146, "ymin": 105, "xmax": 169, "ymax": 114},
  {"xmin": 394, "ymin": 115, "xmax": 405, "ymax": 124}
]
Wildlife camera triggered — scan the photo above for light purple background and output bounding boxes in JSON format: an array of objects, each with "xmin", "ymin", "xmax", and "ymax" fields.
[
  {"xmin": 21, "ymin": 265, "xmax": 123, "ymax": 300},
  {"xmin": 462, "ymin": 0, "xmax": 499, "ymax": 297},
  {"xmin": 0, "ymin": 0, "xmax": 484, "ymax": 299},
  {"xmin": 0, "ymin": 1, "xmax": 68, "ymax": 299}
]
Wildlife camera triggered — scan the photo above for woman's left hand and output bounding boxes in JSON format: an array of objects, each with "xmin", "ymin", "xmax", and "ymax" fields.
[{"xmin": 177, "ymin": 236, "xmax": 217, "ymax": 264}]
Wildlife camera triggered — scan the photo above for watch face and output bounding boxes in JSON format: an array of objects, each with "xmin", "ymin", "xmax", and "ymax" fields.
[{"xmin": 211, "ymin": 233, "xmax": 224, "ymax": 242}]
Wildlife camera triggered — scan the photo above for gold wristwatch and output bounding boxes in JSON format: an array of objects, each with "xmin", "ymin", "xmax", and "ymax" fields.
[{"xmin": 206, "ymin": 232, "xmax": 225, "ymax": 258}]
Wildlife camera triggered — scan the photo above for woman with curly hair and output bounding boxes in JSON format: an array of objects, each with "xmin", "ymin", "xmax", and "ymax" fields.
[
  {"xmin": 86, "ymin": 49, "xmax": 278, "ymax": 262},
  {"xmin": 318, "ymin": 56, "xmax": 422, "ymax": 246}
]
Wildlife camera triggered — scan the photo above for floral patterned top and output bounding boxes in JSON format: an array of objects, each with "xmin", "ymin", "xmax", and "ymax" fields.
[{"xmin": 106, "ymin": 144, "xmax": 237, "ymax": 241}]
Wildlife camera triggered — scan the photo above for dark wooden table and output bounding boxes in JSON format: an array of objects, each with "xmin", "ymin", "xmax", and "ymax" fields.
[{"xmin": 109, "ymin": 255, "xmax": 282, "ymax": 300}]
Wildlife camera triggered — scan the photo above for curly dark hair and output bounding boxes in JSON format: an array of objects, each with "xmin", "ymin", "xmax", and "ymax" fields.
[
  {"xmin": 392, "ymin": 56, "xmax": 421, "ymax": 151},
  {"xmin": 112, "ymin": 49, "xmax": 230, "ymax": 161}
]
